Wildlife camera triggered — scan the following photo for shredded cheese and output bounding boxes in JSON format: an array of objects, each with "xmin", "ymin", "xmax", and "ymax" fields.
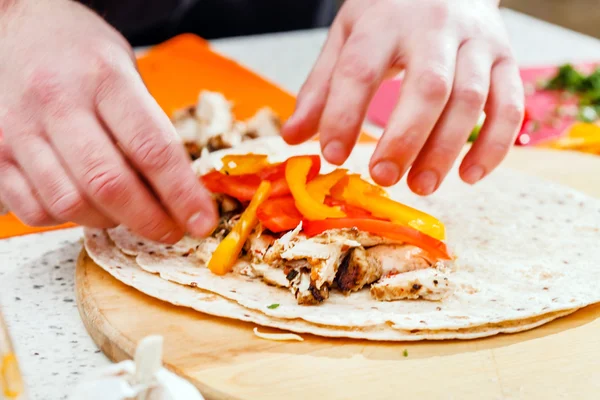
[{"xmin": 253, "ymin": 327, "xmax": 304, "ymax": 342}]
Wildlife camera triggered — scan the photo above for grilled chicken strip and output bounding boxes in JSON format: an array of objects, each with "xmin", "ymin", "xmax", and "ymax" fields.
[
  {"xmin": 280, "ymin": 240, "xmax": 358, "ymax": 288},
  {"xmin": 311, "ymin": 228, "xmax": 396, "ymax": 248},
  {"xmin": 365, "ymin": 244, "xmax": 434, "ymax": 276},
  {"xmin": 335, "ymin": 244, "xmax": 438, "ymax": 294},
  {"xmin": 251, "ymin": 263, "xmax": 290, "ymax": 288},
  {"xmin": 244, "ymin": 229, "xmax": 327, "ymax": 304},
  {"xmin": 370, "ymin": 268, "xmax": 452, "ymax": 301},
  {"xmin": 336, "ymin": 247, "xmax": 382, "ymax": 293},
  {"xmin": 286, "ymin": 267, "xmax": 329, "ymax": 305}
]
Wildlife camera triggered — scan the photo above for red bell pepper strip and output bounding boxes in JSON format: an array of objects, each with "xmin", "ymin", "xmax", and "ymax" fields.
[{"xmin": 256, "ymin": 196, "xmax": 303, "ymax": 232}]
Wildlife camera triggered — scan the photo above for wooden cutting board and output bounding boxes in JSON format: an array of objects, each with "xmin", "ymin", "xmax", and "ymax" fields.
[{"xmin": 75, "ymin": 147, "xmax": 600, "ymax": 400}]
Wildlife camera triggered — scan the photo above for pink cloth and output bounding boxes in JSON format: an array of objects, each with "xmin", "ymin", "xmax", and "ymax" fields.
[{"xmin": 366, "ymin": 63, "xmax": 600, "ymax": 145}]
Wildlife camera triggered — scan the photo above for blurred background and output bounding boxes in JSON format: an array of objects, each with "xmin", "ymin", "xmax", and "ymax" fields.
[
  {"xmin": 502, "ymin": 0, "xmax": 599, "ymax": 38},
  {"xmin": 87, "ymin": 0, "xmax": 600, "ymax": 47},
  {"xmin": 336, "ymin": 0, "xmax": 600, "ymax": 39}
]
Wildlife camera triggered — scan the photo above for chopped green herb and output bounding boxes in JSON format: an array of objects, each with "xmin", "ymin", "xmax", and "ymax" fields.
[
  {"xmin": 545, "ymin": 64, "xmax": 600, "ymax": 100},
  {"xmin": 267, "ymin": 303, "xmax": 280, "ymax": 309},
  {"xmin": 467, "ymin": 124, "xmax": 481, "ymax": 143},
  {"xmin": 545, "ymin": 64, "xmax": 600, "ymax": 123},
  {"xmin": 403, "ymin": 349, "xmax": 408, "ymax": 357},
  {"xmin": 545, "ymin": 64, "xmax": 585, "ymax": 92}
]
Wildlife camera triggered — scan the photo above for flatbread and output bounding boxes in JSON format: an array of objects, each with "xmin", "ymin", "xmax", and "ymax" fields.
[
  {"xmin": 84, "ymin": 229, "xmax": 578, "ymax": 341},
  {"xmin": 84, "ymin": 137, "xmax": 600, "ymax": 340}
]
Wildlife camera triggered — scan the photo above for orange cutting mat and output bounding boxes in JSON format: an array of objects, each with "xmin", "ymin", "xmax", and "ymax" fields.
[{"xmin": 0, "ymin": 33, "xmax": 375, "ymax": 239}]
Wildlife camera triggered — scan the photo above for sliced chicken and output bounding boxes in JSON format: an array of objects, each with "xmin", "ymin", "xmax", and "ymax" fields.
[
  {"xmin": 214, "ymin": 193, "xmax": 242, "ymax": 215},
  {"xmin": 212, "ymin": 212, "xmax": 241, "ymax": 241},
  {"xmin": 172, "ymin": 106, "xmax": 198, "ymax": 143},
  {"xmin": 244, "ymin": 107, "xmax": 281, "ymax": 139},
  {"xmin": 365, "ymin": 244, "xmax": 434, "ymax": 276},
  {"xmin": 263, "ymin": 223, "xmax": 303, "ymax": 264},
  {"xmin": 195, "ymin": 238, "xmax": 220, "ymax": 264},
  {"xmin": 336, "ymin": 247, "xmax": 382, "ymax": 293},
  {"xmin": 251, "ymin": 263, "xmax": 290, "ymax": 288},
  {"xmin": 246, "ymin": 231, "xmax": 276, "ymax": 261},
  {"xmin": 195, "ymin": 91, "xmax": 234, "ymax": 141},
  {"xmin": 172, "ymin": 91, "xmax": 281, "ymax": 158},
  {"xmin": 370, "ymin": 268, "xmax": 452, "ymax": 301},
  {"xmin": 280, "ymin": 239, "xmax": 359, "ymax": 289},
  {"xmin": 191, "ymin": 148, "xmax": 214, "ymax": 175},
  {"xmin": 312, "ymin": 228, "xmax": 397, "ymax": 248},
  {"xmin": 286, "ymin": 267, "xmax": 329, "ymax": 305}
]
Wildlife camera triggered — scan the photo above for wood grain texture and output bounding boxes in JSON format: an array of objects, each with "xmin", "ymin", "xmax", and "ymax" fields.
[{"xmin": 76, "ymin": 147, "xmax": 600, "ymax": 400}]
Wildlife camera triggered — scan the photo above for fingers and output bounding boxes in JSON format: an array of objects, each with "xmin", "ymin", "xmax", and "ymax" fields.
[
  {"xmin": 460, "ymin": 57, "xmax": 524, "ymax": 184},
  {"xmin": 0, "ymin": 143, "xmax": 57, "ymax": 226},
  {"xmin": 408, "ymin": 40, "xmax": 492, "ymax": 195},
  {"xmin": 318, "ymin": 21, "xmax": 399, "ymax": 165},
  {"xmin": 94, "ymin": 66, "xmax": 218, "ymax": 238},
  {"xmin": 369, "ymin": 36, "xmax": 458, "ymax": 187},
  {"xmin": 44, "ymin": 110, "xmax": 184, "ymax": 242},
  {"xmin": 281, "ymin": 18, "xmax": 347, "ymax": 145},
  {"xmin": 5, "ymin": 127, "xmax": 116, "ymax": 228}
]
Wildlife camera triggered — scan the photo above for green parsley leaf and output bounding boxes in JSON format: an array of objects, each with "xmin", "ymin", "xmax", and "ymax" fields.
[
  {"xmin": 545, "ymin": 64, "xmax": 585, "ymax": 92},
  {"xmin": 467, "ymin": 124, "xmax": 481, "ymax": 143},
  {"xmin": 267, "ymin": 303, "xmax": 280, "ymax": 309},
  {"xmin": 403, "ymin": 349, "xmax": 408, "ymax": 357}
]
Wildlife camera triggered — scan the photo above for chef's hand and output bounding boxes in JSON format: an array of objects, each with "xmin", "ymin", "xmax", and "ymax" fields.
[
  {"xmin": 282, "ymin": 0, "xmax": 524, "ymax": 195},
  {"xmin": 0, "ymin": 1, "xmax": 218, "ymax": 242}
]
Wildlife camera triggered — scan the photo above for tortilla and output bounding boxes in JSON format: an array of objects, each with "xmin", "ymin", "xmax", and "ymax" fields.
[
  {"xmin": 83, "ymin": 137, "xmax": 600, "ymax": 340},
  {"xmin": 83, "ymin": 229, "xmax": 578, "ymax": 341}
]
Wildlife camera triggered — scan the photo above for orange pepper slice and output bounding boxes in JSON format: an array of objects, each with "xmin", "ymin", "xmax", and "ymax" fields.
[{"xmin": 220, "ymin": 154, "xmax": 270, "ymax": 175}]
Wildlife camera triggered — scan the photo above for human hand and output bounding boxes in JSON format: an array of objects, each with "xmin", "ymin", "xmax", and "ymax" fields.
[
  {"xmin": 282, "ymin": 0, "xmax": 524, "ymax": 195},
  {"xmin": 0, "ymin": 0, "xmax": 218, "ymax": 242}
]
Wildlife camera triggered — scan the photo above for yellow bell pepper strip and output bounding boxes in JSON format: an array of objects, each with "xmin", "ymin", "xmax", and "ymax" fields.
[
  {"xmin": 547, "ymin": 122, "xmax": 600, "ymax": 153},
  {"xmin": 333, "ymin": 175, "xmax": 446, "ymax": 240},
  {"xmin": 362, "ymin": 193, "xmax": 446, "ymax": 240},
  {"xmin": 207, "ymin": 180, "xmax": 272, "ymax": 275},
  {"xmin": 285, "ymin": 156, "xmax": 346, "ymax": 220},
  {"xmin": 330, "ymin": 174, "xmax": 386, "ymax": 200},
  {"xmin": 220, "ymin": 154, "xmax": 269, "ymax": 175},
  {"xmin": 306, "ymin": 168, "xmax": 348, "ymax": 203},
  {"xmin": 1, "ymin": 353, "xmax": 24, "ymax": 399}
]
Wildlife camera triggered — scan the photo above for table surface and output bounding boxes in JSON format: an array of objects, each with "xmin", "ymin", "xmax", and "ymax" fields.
[{"xmin": 2, "ymin": 8, "xmax": 600, "ymax": 400}]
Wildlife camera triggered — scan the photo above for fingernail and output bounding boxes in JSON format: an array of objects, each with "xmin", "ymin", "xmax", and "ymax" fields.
[
  {"xmin": 371, "ymin": 161, "xmax": 401, "ymax": 186},
  {"xmin": 322, "ymin": 140, "xmax": 347, "ymax": 165},
  {"xmin": 411, "ymin": 170, "xmax": 439, "ymax": 195},
  {"xmin": 285, "ymin": 96, "xmax": 311, "ymax": 128},
  {"xmin": 160, "ymin": 230, "xmax": 183, "ymax": 244},
  {"xmin": 187, "ymin": 211, "xmax": 217, "ymax": 238},
  {"xmin": 462, "ymin": 165, "xmax": 485, "ymax": 184}
]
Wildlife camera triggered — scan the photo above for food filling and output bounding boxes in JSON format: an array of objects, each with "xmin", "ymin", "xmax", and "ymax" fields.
[
  {"xmin": 194, "ymin": 153, "xmax": 455, "ymax": 305},
  {"xmin": 171, "ymin": 90, "xmax": 281, "ymax": 160}
]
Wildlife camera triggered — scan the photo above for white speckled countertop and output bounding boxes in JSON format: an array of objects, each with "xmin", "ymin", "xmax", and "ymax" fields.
[{"xmin": 1, "ymin": 9, "xmax": 600, "ymax": 400}]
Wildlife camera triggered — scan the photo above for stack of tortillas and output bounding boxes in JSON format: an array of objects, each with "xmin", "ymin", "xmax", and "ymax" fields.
[{"xmin": 83, "ymin": 137, "xmax": 600, "ymax": 341}]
